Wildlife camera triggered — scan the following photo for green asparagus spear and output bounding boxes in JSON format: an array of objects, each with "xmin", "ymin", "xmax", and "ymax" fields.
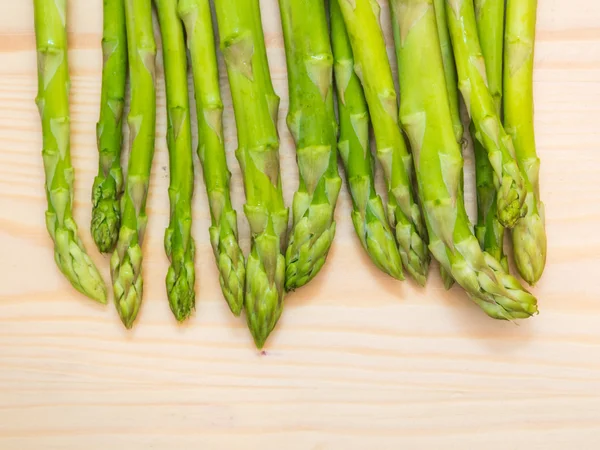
[
  {"xmin": 91, "ymin": 0, "xmax": 127, "ymax": 253},
  {"xmin": 34, "ymin": 0, "xmax": 107, "ymax": 303},
  {"xmin": 504, "ymin": 0, "xmax": 546, "ymax": 285},
  {"xmin": 472, "ymin": 0, "xmax": 508, "ymax": 271},
  {"xmin": 330, "ymin": 0, "xmax": 404, "ymax": 280},
  {"xmin": 336, "ymin": 0, "xmax": 429, "ymax": 285},
  {"xmin": 214, "ymin": 0, "xmax": 289, "ymax": 348},
  {"xmin": 279, "ymin": 0, "xmax": 342, "ymax": 291},
  {"xmin": 433, "ymin": 0, "xmax": 463, "ymax": 143},
  {"xmin": 155, "ymin": 0, "xmax": 196, "ymax": 321},
  {"xmin": 110, "ymin": 0, "xmax": 157, "ymax": 328},
  {"xmin": 445, "ymin": 0, "xmax": 526, "ymax": 228},
  {"xmin": 393, "ymin": 0, "xmax": 537, "ymax": 319},
  {"xmin": 178, "ymin": 0, "xmax": 245, "ymax": 315}
]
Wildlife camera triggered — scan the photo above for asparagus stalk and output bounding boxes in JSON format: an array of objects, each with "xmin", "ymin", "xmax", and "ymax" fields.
[
  {"xmin": 393, "ymin": 0, "xmax": 537, "ymax": 319},
  {"xmin": 336, "ymin": 0, "xmax": 429, "ymax": 285},
  {"xmin": 472, "ymin": 0, "xmax": 508, "ymax": 271},
  {"xmin": 178, "ymin": 0, "xmax": 245, "ymax": 315},
  {"xmin": 279, "ymin": 0, "xmax": 342, "ymax": 291},
  {"xmin": 214, "ymin": 0, "xmax": 289, "ymax": 348},
  {"xmin": 33, "ymin": 0, "xmax": 107, "ymax": 303},
  {"xmin": 330, "ymin": 0, "xmax": 404, "ymax": 280},
  {"xmin": 445, "ymin": 0, "xmax": 526, "ymax": 228},
  {"xmin": 91, "ymin": 0, "xmax": 127, "ymax": 253},
  {"xmin": 504, "ymin": 0, "xmax": 546, "ymax": 285},
  {"xmin": 110, "ymin": 0, "xmax": 157, "ymax": 328},
  {"xmin": 432, "ymin": 0, "xmax": 463, "ymax": 143},
  {"xmin": 155, "ymin": 0, "xmax": 196, "ymax": 321}
]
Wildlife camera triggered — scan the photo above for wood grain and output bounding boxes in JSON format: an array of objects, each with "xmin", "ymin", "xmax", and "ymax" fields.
[{"xmin": 1, "ymin": 0, "xmax": 600, "ymax": 448}]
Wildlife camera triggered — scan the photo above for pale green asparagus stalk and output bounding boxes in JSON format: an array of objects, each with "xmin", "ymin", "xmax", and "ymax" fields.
[
  {"xmin": 336, "ymin": 0, "xmax": 429, "ymax": 285},
  {"xmin": 504, "ymin": 0, "xmax": 546, "ymax": 285},
  {"xmin": 279, "ymin": 0, "xmax": 342, "ymax": 291},
  {"xmin": 330, "ymin": 0, "xmax": 404, "ymax": 280},
  {"xmin": 155, "ymin": 0, "xmax": 196, "ymax": 321},
  {"xmin": 178, "ymin": 0, "xmax": 245, "ymax": 315},
  {"xmin": 214, "ymin": 0, "xmax": 289, "ymax": 348},
  {"xmin": 472, "ymin": 0, "xmax": 508, "ymax": 271},
  {"xmin": 445, "ymin": 0, "xmax": 527, "ymax": 228},
  {"xmin": 433, "ymin": 0, "xmax": 463, "ymax": 143},
  {"xmin": 34, "ymin": 0, "xmax": 107, "ymax": 303},
  {"xmin": 393, "ymin": 0, "xmax": 537, "ymax": 319},
  {"xmin": 110, "ymin": 0, "xmax": 157, "ymax": 328},
  {"xmin": 91, "ymin": 0, "xmax": 127, "ymax": 253}
]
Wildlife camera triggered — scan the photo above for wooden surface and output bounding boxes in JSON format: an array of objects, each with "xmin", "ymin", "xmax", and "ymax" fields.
[{"xmin": 1, "ymin": 1, "xmax": 600, "ymax": 448}]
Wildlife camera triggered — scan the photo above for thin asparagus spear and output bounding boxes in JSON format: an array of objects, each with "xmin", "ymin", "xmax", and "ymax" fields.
[
  {"xmin": 393, "ymin": 0, "xmax": 537, "ymax": 319},
  {"xmin": 91, "ymin": 0, "xmax": 127, "ymax": 253},
  {"xmin": 445, "ymin": 0, "xmax": 526, "ymax": 228},
  {"xmin": 110, "ymin": 0, "xmax": 157, "ymax": 328},
  {"xmin": 178, "ymin": 0, "xmax": 245, "ymax": 315},
  {"xmin": 504, "ymin": 0, "xmax": 546, "ymax": 285},
  {"xmin": 214, "ymin": 0, "xmax": 289, "ymax": 348},
  {"xmin": 279, "ymin": 0, "xmax": 342, "ymax": 291},
  {"xmin": 336, "ymin": 0, "xmax": 429, "ymax": 285},
  {"xmin": 433, "ymin": 0, "xmax": 463, "ymax": 143},
  {"xmin": 34, "ymin": 0, "xmax": 107, "ymax": 303},
  {"xmin": 472, "ymin": 0, "xmax": 508, "ymax": 271},
  {"xmin": 330, "ymin": 0, "xmax": 404, "ymax": 280},
  {"xmin": 155, "ymin": 0, "xmax": 196, "ymax": 321}
]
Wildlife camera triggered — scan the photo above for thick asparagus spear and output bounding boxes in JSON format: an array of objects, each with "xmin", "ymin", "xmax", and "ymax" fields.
[
  {"xmin": 155, "ymin": 0, "xmax": 195, "ymax": 321},
  {"xmin": 214, "ymin": 0, "xmax": 289, "ymax": 348},
  {"xmin": 91, "ymin": 0, "xmax": 127, "ymax": 253},
  {"xmin": 393, "ymin": 0, "xmax": 537, "ymax": 319},
  {"xmin": 504, "ymin": 0, "xmax": 546, "ymax": 285},
  {"xmin": 336, "ymin": 0, "xmax": 429, "ymax": 285},
  {"xmin": 279, "ymin": 0, "xmax": 342, "ymax": 291},
  {"xmin": 34, "ymin": 0, "xmax": 107, "ymax": 303},
  {"xmin": 110, "ymin": 0, "xmax": 157, "ymax": 328},
  {"xmin": 472, "ymin": 0, "xmax": 508, "ymax": 271},
  {"xmin": 432, "ymin": 0, "xmax": 462, "ymax": 143},
  {"xmin": 330, "ymin": 0, "xmax": 404, "ymax": 280},
  {"xmin": 177, "ymin": 0, "xmax": 245, "ymax": 315},
  {"xmin": 445, "ymin": 0, "xmax": 526, "ymax": 228}
]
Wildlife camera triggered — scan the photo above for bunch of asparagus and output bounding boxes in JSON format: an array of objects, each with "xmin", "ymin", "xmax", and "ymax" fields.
[{"xmin": 33, "ymin": 0, "xmax": 546, "ymax": 348}]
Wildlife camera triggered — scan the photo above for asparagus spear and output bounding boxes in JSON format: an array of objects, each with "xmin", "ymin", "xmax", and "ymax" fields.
[
  {"xmin": 472, "ymin": 0, "xmax": 508, "ymax": 271},
  {"xmin": 110, "ymin": 0, "xmax": 157, "ymax": 328},
  {"xmin": 330, "ymin": 0, "xmax": 404, "ymax": 280},
  {"xmin": 178, "ymin": 0, "xmax": 245, "ymax": 315},
  {"xmin": 445, "ymin": 0, "xmax": 526, "ymax": 228},
  {"xmin": 336, "ymin": 0, "xmax": 429, "ymax": 285},
  {"xmin": 432, "ymin": 0, "xmax": 463, "ymax": 143},
  {"xmin": 214, "ymin": 0, "xmax": 289, "ymax": 348},
  {"xmin": 33, "ymin": 0, "xmax": 107, "ymax": 303},
  {"xmin": 504, "ymin": 0, "xmax": 546, "ymax": 285},
  {"xmin": 393, "ymin": 0, "xmax": 537, "ymax": 319},
  {"xmin": 279, "ymin": 0, "xmax": 342, "ymax": 291},
  {"xmin": 155, "ymin": 0, "xmax": 196, "ymax": 321},
  {"xmin": 91, "ymin": 0, "xmax": 127, "ymax": 253}
]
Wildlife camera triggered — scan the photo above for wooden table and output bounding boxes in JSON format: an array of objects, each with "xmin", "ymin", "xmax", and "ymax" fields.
[{"xmin": 1, "ymin": 1, "xmax": 599, "ymax": 448}]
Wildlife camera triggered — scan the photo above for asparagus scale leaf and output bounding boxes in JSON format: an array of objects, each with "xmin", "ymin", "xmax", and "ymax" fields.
[
  {"xmin": 155, "ymin": 0, "xmax": 196, "ymax": 321},
  {"xmin": 279, "ymin": 0, "xmax": 342, "ymax": 291},
  {"xmin": 178, "ymin": 0, "xmax": 246, "ymax": 315},
  {"xmin": 330, "ymin": 0, "xmax": 404, "ymax": 280},
  {"xmin": 214, "ymin": 0, "xmax": 289, "ymax": 348},
  {"xmin": 393, "ymin": 0, "xmax": 537, "ymax": 320},
  {"xmin": 110, "ymin": 0, "xmax": 157, "ymax": 328},
  {"xmin": 34, "ymin": 0, "xmax": 107, "ymax": 304},
  {"xmin": 504, "ymin": 0, "xmax": 547, "ymax": 285},
  {"xmin": 91, "ymin": 0, "xmax": 127, "ymax": 253}
]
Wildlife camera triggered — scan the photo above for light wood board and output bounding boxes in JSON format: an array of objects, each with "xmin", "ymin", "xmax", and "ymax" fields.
[{"xmin": 1, "ymin": 0, "xmax": 600, "ymax": 448}]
